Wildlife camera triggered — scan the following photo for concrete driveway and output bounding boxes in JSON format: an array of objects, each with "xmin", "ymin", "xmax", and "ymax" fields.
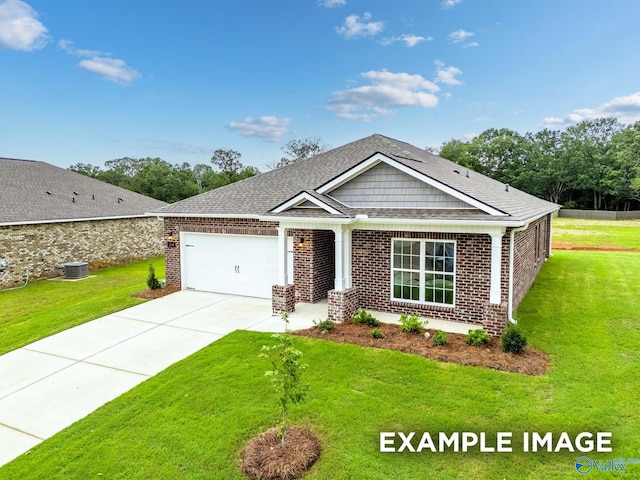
[{"xmin": 0, "ymin": 290, "xmax": 320, "ymax": 467}]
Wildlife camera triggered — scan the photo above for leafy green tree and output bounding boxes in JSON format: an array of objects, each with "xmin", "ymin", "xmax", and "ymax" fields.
[
  {"xmin": 608, "ymin": 122, "xmax": 640, "ymax": 209},
  {"xmin": 211, "ymin": 149, "xmax": 243, "ymax": 180},
  {"xmin": 438, "ymin": 138, "xmax": 482, "ymax": 172},
  {"xmin": 68, "ymin": 163, "xmax": 102, "ymax": 178},
  {"xmin": 273, "ymin": 137, "xmax": 329, "ymax": 169},
  {"xmin": 562, "ymin": 118, "xmax": 624, "ymax": 209}
]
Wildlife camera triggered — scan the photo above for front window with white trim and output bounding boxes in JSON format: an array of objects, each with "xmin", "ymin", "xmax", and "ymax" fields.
[{"xmin": 392, "ymin": 239, "xmax": 455, "ymax": 306}]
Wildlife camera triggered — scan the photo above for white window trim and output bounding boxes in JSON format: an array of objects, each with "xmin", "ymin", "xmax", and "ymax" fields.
[{"xmin": 390, "ymin": 238, "xmax": 456, "ymax": 308}]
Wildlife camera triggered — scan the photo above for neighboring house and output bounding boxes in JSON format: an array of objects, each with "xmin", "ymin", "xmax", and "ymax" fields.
[
  {"xmin": 153, "ymin": 135, "xmax": 559, "ymax": 335},
  {"xmin": 0, "ymin": 158, "xmax": 167, "ymax": 288}
]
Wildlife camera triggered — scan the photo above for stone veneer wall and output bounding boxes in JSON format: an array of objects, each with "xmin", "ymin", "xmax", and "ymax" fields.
[
  {"xmin": 0, "ymin": 217, "xmax": 163, "ymax": 288},
  {"xmin": 163, "ymin": 217, "xmax": 279, "ymax": 289},
  {"xmin": 352, "ymin": 230, "xmax": 498, "ymax": 329},
  {"xmin": 290, "ymin": 229, "xmax": 335, "ymax": 303},
  {"xmin": 511, "ymin": 214, "xmax": 551, "ymax": 310}
]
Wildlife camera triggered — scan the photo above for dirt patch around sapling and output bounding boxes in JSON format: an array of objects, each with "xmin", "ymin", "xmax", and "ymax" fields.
[
  {"xmin": 240, "ymin": 427, "xmax": 321, "ymax": 480},
  {"xmin": 131, "ymin": 284, "xmax": 180, "ymax": 300},
  {"xmin": 294, "ymin": 321, "xmax": 548, "ymax": 376}
]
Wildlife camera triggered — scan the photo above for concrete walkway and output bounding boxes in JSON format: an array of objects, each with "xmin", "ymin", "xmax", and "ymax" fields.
[
  {"xmin": 0, "ymin": 290, "xmax": 470, "ymax": 467},
  {"xmin": 0, "ymin": 290, "xmax": 322, "ymax": 467}
]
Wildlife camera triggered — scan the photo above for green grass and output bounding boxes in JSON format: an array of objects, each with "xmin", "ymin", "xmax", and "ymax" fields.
[
  {"xmin": 0, "ymin": 257, "xmax": 165, "ymax": 356},
  {"xmin": 553, "ymin": 217, "xmax": 640, "ymax": 249},
  {"xmin": 2, "ymin": 250, "xmax": 639, "ymax": 479}
]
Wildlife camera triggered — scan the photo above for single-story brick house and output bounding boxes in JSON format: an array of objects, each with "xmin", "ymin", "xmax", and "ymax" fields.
[
  {"xmin": 0, "ymin": 158, "xmax": 167, "ymax": 288},
  {"xmin": 152, "ymin": 135, "xmax": 559, "ymax": 335}
]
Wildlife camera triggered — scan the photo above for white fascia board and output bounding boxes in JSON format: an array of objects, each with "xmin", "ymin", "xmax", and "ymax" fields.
[
  {"xmin": 316, "ymin": 153, "xmax": 507, "ymax": 217},
  {"xmin": 0, "ymin": 214, "xmax": 153, "ymax": 227},
  {"xmin": 271, "ymin": 192, "xmax": 342, "ymax": 215}
]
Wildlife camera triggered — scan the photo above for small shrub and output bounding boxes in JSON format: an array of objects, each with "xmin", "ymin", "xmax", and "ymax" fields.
[
  {"xmin": 432, "ymin": 330, "xmax": 448, "ymax": 346},
  {"xmin": 501, "ymin": 324, "xmax": 528, "ymax": 354},
  {"xmin": 146, "ymin": 264, "xmax": 162, "ymax": 290},
  {"xmin": 352, "ymin": 309, "xmax": 379, "ymax": 327},
  {"xmin": 370, "ymin": 328, "xmax": 384, "ymax": 339},
  {"xmin": 313, "ymin": 318, "xmax": 333, "ymax": 334},
  {"xmin": 466, "ymin": 328, "xmax": 491, "ymax": 346},
  {"xmin": 399, "ymin": 313, "xmax": 427, "ymax": 334}
]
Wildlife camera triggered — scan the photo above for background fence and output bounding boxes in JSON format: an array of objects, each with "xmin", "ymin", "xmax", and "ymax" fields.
[{"xmin": 558, "ymin": 209, "xmax": 640, "ymax": 220}]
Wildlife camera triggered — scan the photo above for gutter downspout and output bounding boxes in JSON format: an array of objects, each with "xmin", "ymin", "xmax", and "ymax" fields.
[{"xmin": 508, "ymin": 223, "xmax": 530, "ymax": 324}]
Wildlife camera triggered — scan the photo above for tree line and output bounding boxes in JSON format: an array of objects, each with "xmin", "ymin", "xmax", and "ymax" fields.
[
  {"xmin": 69, "ymin": 138, "xmax": 327, "ymax": 203},
  {"xmin": 438, "ymin": 118, "xmax": 640, "ymax": 211}
]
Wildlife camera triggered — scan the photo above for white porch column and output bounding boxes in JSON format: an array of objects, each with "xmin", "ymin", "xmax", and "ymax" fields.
[
  {"xmin": 343, "ymin": 228, "xmax": 352, "ymax": 289},
  {"xmin": 277, "ymin": 226, "xmax": 288, "ymax": 285},
  {"xmin": 490, "ymin": 231, "xmax": 505, "ymax": 304},
  {"xmin": 333, "ymin": 226, "xmax": 346, "ymax": 291}
]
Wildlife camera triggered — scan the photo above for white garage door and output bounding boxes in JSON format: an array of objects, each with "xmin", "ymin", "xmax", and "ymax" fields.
[{"xmin": 182, "ymin": 233, "xmax": 293, "ymax": 298}]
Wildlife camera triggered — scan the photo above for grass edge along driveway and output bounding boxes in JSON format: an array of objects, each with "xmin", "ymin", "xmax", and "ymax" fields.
[
  {"xmin": 0, "ymin": 256, "xmax": 165, "ymax": 356},
  {"xmin": 2, "ymin": 250, "xmax": 639, "ymax": 479}
]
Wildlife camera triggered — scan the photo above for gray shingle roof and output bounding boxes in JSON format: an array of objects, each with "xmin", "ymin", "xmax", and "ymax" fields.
[
  {"xmin": 0, "ymin": 158, "xmax": 167, "ymax": 224},
  {"xmin": 152, "ymin": 134, "xmax": 558, "ymax": 224}
]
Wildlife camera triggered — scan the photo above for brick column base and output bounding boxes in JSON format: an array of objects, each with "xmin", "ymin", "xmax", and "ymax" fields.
[
  {"xmin": 328, "ymin": 287, "xmax": 360, "ymax": 322},
  {"xmin": 272, "ymin": 284, "xmax": 296, "ymax": 315},
  {"xmin": 483, "ymin": 303, "xmax": 509, "ymax": 336}
]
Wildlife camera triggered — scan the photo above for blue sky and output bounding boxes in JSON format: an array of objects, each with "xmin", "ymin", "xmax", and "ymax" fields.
[{"xmin": 2, "ymin": 0, "xmax": 640, "ymax": 170}]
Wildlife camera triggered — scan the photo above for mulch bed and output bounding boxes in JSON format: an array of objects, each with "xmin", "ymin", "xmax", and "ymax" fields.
[
  {"xmin": 131, "ymin": 285, "xmax": 180, "ymax": 300},
  {"xmin": 240, "ymin": 427, "xmax": 321, "ymax": 480},
  {"xmin": 293, "ymin": 321, "xmax": 548, "ymax": 376}
]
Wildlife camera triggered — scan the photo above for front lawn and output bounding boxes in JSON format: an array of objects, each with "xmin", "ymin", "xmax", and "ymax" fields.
[
  {"xmin": 0, "ymin": 257, "xmax": 165, "ymax": 356},
  {"xmin": 2, "ymin": 250, "xmax": 639, "ymax": 479}
]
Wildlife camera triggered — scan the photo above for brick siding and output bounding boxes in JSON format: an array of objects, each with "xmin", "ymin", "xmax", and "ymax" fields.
[
  {"xmin": 272, "ymin": 284, "xmax": 296, "ymax": 314},
  {"xmin": 290, "ymin": 229, "xmax": 335, "ymax": 303},
  {"xmin": 0, "ymin": 217, "xmax": 163, "ymax": 288},
  {"xmin": 163, "ymin": 217, "xmax": 279, "ymax": 289},
  {"xmin": 328, "ymin": 287, "xmax": 360, "ymax": 322},
  {"xmin": 351, "ymin": 229, "xmax": 494, "ymax": 328},
  {"xmin": 511, "ymin": 214, "xmax": 551, "ymax": 310}
]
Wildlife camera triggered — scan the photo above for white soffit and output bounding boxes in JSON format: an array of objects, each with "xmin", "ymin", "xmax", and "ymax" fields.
[
  {"xmin": 271, "ymin": 191, "xmax": 343, "ymax": 215},
  {"xmin": 316, "ymin": 153, "xmax": 507, "ymax": 217}
]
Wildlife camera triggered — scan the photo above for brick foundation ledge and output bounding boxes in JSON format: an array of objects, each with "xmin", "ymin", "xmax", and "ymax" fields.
[
  {"xmin": 272, "ymin": 284, "xmax": 296, "ymax": 314},
  {"xmin": 327, "ymin": 287, "xmax": 360, "ymax": 322}
]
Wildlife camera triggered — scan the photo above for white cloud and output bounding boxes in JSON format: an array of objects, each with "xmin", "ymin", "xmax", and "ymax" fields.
[
  {"xmin": 463, "ymin": 132, "xmax": 478, "ymax": 141},
  {"xmin": 363, "ymin": 69, "xmax": 439, "ymax": 92},
  {"xmin": 79, "ymin": 57, "xmax": 141, "ymax": 86},
  {"xmin": 463, "ymin": 41, "xmax": 479, "ymax": 48},
  {"xmin": 434, "ymin": 63, "xmax": 463, "ymax": 85},
  {"xmin": 228, "ymin": 116, "xmax": 290, "ymax": 142},
  {"xmin": 441, "ymin": 0, "xmax": 463, "ymax": 8},
  {"xmin": 448, "ymin": 29, "xmax": 474, "ymax": 43},
  {"xmin": 336, "ymin": 12, "xmax": 383, "ymax": 39},
  {"xmin": 380, "ymin": 34, "xmax": 432, "ymax": 47},
  {"xmin": 0, "ymin": 0, "xmax": 48, "ymax": 51},
  {"xmin": 318, "ymin": 0, "xmax": 345, "ymax": 7},
  {"xmin": 327, "ymin": 69, "xmax": 439, "ymax": 121},
  {"xmin": 58, "ymin": 39, "xmax": 109, "ymax": 57},
  {"xmin": 541, "ymin": 92, "xmax": 640, "ymax": 128}
]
